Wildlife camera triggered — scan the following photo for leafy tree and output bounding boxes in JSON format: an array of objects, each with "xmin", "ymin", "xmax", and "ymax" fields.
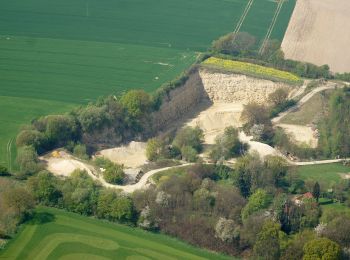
[
  {"xmin": 281, "ymin": 230, "xmax": 315, "ymax": 260},
  {"xmin": 27, "ymin": 171, "xmax": 61, "ymax": 205},
  {"xmin": 45, "ymin": 115, "xmax": 79, "ymax": 144},
  {"xmin": 0, "ymin": 165, "xmax": 8, "ymax": 176},
  {"xmin": 323, "ymin": 215, "xmax": 350, "ymax": 248},
  {"xmin": 303, "ymin": 238, "xmax": 341, "ymax": 260},
  {"xmin": 215, "ymin": 217, "xmax": 239, "ymax": 243},
  {"xmin": 2, "ymin": 187, "xmax": 35, "ymax": 219},
  {"xmin": 146, "ymin": 138, "xmax": 164, "ymax": 161},
  {"xmin": 212, "ymin": 32, "xmax": 256, "ymax": 55},
  {"xmin": 97, "ymin": 189, "xmax": 135, "ymax": 223},
  {"xmin": 312, "ymin": 182, "xmax": 321, "ymax": 202},
  {"xmin": 264, "ymin": 155, "xmax": 288, "ymax": 187},
  {"xmin": 234, "ymin": 153, "xmax": 263, "ymax": 197},
  {"xmin": 241, "ymin": 189, "xmax": 272, "ymax": 220},
  {"xmin": 103, "ymin": 163, "xmax": 125, "ymax": 184},
  {"xmin": 173, "ymin": 126, "xmax": 204, "ymax": 153},
  {"xmin": 180, "ymin": 145, "xmax": 198, "ymax": 162},
  {"xmin": 209, "ymin": 126, "xmax": 244, "ymax": 162},
  {"xmin": 253, "ymin": 220, "xmax": 281, "ymax": 260},
  {"xmin": 120, "ymin": 90, "xmax": 152, "ymax": 118},
  {"xmin": 77, "ymin": 105, "xmax": 107, "ymax": 133},
  {"xmin": 16, "ymin": 129, "xmax": 46, "ymax": 151},
  {"xmin": 16, "ymin": 145, "xmax": 40, "ymax": 177},
  {"xmin": 73, "ymin": 143, "xmax": 89, "ymax": 160},
  {"xmin": 268, "ymin": 88, "xmax": 289, "ymax": 107},
  {"xmin": 59, "ymin": 170, "xmax": 99, "ymax": 215}
]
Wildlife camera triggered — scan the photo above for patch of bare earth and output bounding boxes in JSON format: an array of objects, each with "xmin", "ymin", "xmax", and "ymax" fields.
[
  {"xmin": 98, "ymin": 141, "xmax": 147, "ymax": 168},
  {"xmin": 282, "ymin": 0, "xmax": 350, "ymax": 73},
  {"xmin": 277, "ymin": 124, "xmax": 318, "ymax": 148}
]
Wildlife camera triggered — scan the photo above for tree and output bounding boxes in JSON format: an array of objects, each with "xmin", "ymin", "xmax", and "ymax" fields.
[
  {"xmin": 97, "ymin": 189, "xmax": 135, "ymax": 223},
  {"xmin": 241, "ymin": 189, "xmax": 272, "ymax": 220},
  {"xmin": 44, "ymin": 115, "xmax": 80, "ymax": 147},
  {"xmin": 16, "ymin": 145, "xmax": 40, "ymax": 177},
  {"xmin": 103, "ymin": 163, "xmax": 125, "ymax": 184},
  {"xmin": 27, "ymin": 171, "xmax": 61, "ymax": 205},
  {"xmin": 323, "ymin": 215, "xmax": 350, "ymax": 248},
  {"xmin": 3, "ymin": 187, "xmax": 35, "ymax": 219},
  {"xmin": 215, "ymin": 217, "xmax": 239, "ymax": 243},
  {"xmin": 73, "ymin": 143, "xmax": 89, "ymax": 160},
  {"xmin": 312, "ymin": 182, "xmax": 321, "ymax": 202},
  {"xmin": 173, "ymin": 126, "xmax": 204, "ymax": 153},
  {"xmin": 209, "ymin": 126, "xmax": 244, "ymax": 162},
  {"xmin": 268, "ymin": 88, "xmax": 289, "ymax": 107},
  {"xmin": 180, "ymin": 145, "xmax": 198, "ymax": 162},
  {"xmin": 0, "ymin": 165, "xmax": 8, "ymax": 176},
  {"xmin": 77, "ymin": 105, "xmax": 107, "ymax": 133},
  {"xmin": 241, "ymin": 102, "xmax": 270, "ymax": 128},
  {"xmin": 120, "ymin": 90, "xmax": 152, "ymax": 118},
  {"xmin": 303, "ymin": 238, "xmax": 341, "ymax": 260},
  {"xmin": 212, "ymin": 32, "xmax": 256, "ymax": 55},
  {"xmin": 146, "ymin": 138, "xmax": 164, "ymax": 161},
  {"xmin": 253, "ymin": 220, "xmax": 281, "ymax": 260},
  {"xmin": 16, "ymin": 129, "xmax": 46, "ymax": 151}
]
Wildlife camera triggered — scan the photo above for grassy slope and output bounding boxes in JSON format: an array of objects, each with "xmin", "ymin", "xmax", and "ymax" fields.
[
  {"xmin": 0, "ymin": 0, "xmax": 296, "ymax": 166},
  {"xmin": 0, "ymin": 207, "xmax": 231, "ymax": 260},
  {"xmin": 297, "ymin": 163, "xmax": 350, "ymax": 188}
]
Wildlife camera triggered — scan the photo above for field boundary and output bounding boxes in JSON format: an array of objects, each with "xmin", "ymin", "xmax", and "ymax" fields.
[{"xmin": 259, "ymin": 0, "xmax": 285, "ymax": 54}]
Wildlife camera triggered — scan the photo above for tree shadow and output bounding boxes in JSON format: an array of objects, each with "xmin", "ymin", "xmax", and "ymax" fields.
[{"xmin": 28, "ymin": 212, "xmax": 56, "ymax": 225}]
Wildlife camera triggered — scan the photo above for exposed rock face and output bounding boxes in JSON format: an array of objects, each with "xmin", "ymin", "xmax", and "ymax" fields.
[
  {"xmin": 152, "ymin": 71, "xmax": 209, "ymax": 130},
  {"xmin": 199, "ymin": 69, "xmax": 295, "ymax": 104},
  {"xmin": 153, "ymin": 68, "xmax": 300, "ymax": 131}
]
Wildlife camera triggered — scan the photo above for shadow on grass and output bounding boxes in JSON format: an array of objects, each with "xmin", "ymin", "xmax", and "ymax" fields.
[{"xmin": 28, "ymin": 212, "xmax": 56, "ymax": 225}]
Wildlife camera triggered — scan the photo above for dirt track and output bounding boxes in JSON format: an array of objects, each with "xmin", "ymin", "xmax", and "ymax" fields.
[{"xmin": 282, "ymin": 0, "xmax": 350, "ymax": 73}]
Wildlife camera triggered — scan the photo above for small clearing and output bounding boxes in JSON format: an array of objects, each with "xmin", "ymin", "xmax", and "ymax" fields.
[
  {"xmin": 277, "ymin": 124, "xmax": 318, "ymax": 148},
  {"xmin": 98, "ymin": 141, "xmax": 147, "ymax": 168},
  {"xmin": 282, "ymin": 0, "xmax": 350, "ymax": 73}
]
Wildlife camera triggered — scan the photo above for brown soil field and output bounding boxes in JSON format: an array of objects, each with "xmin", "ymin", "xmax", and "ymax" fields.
[{"xmin": 281, "ymin": 0, "xmax": 350, "ymax": 73}]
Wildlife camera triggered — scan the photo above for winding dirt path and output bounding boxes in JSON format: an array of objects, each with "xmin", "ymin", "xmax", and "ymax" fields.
[{"xmin": 272, "ymin": 82, "xmax": 338, "ymax": 123}]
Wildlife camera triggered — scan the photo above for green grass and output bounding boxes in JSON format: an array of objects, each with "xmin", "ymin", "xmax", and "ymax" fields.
[
  {"xmin": 297, "ymin": 163, "xmax": 350, "ymax": 188},
  {"xmin": 0, "ymin": 207, "xmax": 231, "ymax": 260},
  {"xmin": 151, "ymin": 167, "xmax": 190, "ymax": 184},
  {"xmin": 0, "ymin": 96, "xmax": 76, "ymax": 170},
  {"xmin": 0, "ymin": 0, "xmax": 296, "ymax": 166}
]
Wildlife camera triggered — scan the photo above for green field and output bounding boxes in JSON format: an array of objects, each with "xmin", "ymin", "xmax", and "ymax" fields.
[
  {"xmin": 0, "ymin": 207, "xmax": 230, "ymax": 260},
  {"xmin": 0, "ymin": 0, "xmax": 296, "ymax": 166},
  {"xmin": 297, "ymin": 163, "xmax": 350, "ymax": 188}
]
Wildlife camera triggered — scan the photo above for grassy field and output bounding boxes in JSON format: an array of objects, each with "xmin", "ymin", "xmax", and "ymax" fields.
[
  {"xmin": 297, "ymin": 163, "xmax": 350, "ymax": 188},
  {"xmin": 0, "ymin": 207, "xmax": 230, "ymax": 260},
  {"xmin": 0, "ymin": 0, "xmax": 296, "ymax": 167},
  {"xmin": 281, "ymin": 90, "xmax": 332, "ymax": 125}
]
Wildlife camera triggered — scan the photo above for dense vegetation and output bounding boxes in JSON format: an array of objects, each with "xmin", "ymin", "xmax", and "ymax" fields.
[{"xmin": 3, "ymin": 154, "xmax": 350, "ymax": 258}]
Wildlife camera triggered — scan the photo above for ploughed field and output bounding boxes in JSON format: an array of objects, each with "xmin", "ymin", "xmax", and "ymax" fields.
[
  {"xmin": 0, "ymin": 0, "xmax": 296, "ymax": 167},
  {"xmin": 0, "ymin": 207, "xmax": 230, "ymax": 260}
]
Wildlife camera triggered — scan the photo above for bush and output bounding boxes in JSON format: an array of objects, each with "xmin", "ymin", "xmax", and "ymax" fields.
[
  {"xmin": 73, "ymin": 144, "xmax": 89, "ymax": 160},
  {"xmin": 16, "ymin": 146, "xmax": 40, "ymax": 178},
  {"xmin": 173, "ymin": 126, "xmax": 204, "ymax": 153},
  {"xmin": 209, "ymin": 126, "xmax": 245, "ymax": 162},
  {"xmin": 146, "ymin": 138, "xmax": 164, "ymax": 161},
  {"xmin": 0, "ymin": 165, "xmax": 9, "ymax": 176},
  {"xmin": 212, "ymin": 32, "xmax": 256, "ymax": 56},
  {"xmin": 180, "ymin": 146, "xmax": 198, "ymax": 162},
  {"xmin": 101, "ymin": 161, "xmax": 125, "ymax": 185}
]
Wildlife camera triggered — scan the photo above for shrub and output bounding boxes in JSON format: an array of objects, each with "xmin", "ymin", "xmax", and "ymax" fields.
[
  {"xmin": 181, "ymin": 146, "xmax": 198, "ymax": 162},
  {"xmin": 173, "ymin": 126, "xmax": 204, "ymax": 153}
]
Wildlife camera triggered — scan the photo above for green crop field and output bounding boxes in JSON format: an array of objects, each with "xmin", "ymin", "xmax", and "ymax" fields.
[
  {"xmin": 0, "ymin": 207, "xmax": 230, "ymax": 260},
  {"xmin": 0, "ymin": 0, "xmax": 296, "ymax": 166},
  {"xmin": 297, "ymin": 163, "xmax": 350, "ymax": 188}
]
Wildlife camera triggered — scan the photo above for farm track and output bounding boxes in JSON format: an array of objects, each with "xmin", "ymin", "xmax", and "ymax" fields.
[
  {"xmin": 232, "ymin": 0, "xmax": 254, "ymax": 39},
  {"xmin": 6, "ymin": 138, "xmax": 13, "ymax": 171},
  {"xmin": 259, "ymin": 0, "xmax": 284, "ymax": 54}
]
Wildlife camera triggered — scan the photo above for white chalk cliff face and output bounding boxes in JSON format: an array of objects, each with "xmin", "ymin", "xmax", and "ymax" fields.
[{"xmin": 199, "ymin": 69, "xmax": 298, "ymax": 104}]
